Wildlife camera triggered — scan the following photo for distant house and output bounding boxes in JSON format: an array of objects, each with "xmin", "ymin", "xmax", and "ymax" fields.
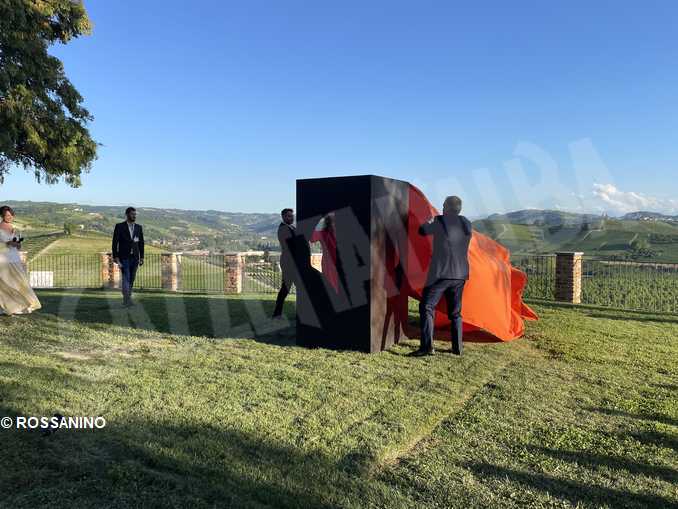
[{"xmin": 183, "ymin": 250, "xmax": 210, "ymax": 256}]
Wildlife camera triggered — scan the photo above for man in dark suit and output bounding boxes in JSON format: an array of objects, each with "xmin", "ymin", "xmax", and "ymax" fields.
[
  {"xmin": 415, "ymin": 196, "xmax": 472, "ymax": 356},
  {"xmin": 112, "ymin": 207, "xmax": 145, "ymax": 307},
  {"xmin": 273, "ymin": 207, "xmax": 304, "ymax": 318}
]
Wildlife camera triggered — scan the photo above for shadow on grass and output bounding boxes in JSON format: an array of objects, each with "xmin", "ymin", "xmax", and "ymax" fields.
[
  {"xmin": 402, "ymin": 316, "xmax": 507, "ymax": 346},
  {"xmin": 653, "ymin": 382, "xmax": 678, "ymax": 391},
  {"xmin": 586, "ymin": 312, "xmax": 678, "ymax": 324},
  {"xmin": 464, "ymin": 462, "xmax": 678, "ymax": 509},
  {"xmin": 527, "ymin": 446, "xmax": 678, "ymax": 483},
  {"xmin": 1, "ymin": 404, "xmax": 350, "ymax": 508},
  {"xmin": 528, "ymin": 299, "xmax": 678, "ymax": 324},
  {"xmin": 37, "ymin": 290, "xmax": 508, "ymax": 351},
  {"xmin": 586, "ymin": 407, "xmax": 678, "ymax": 427},
  {"xmin": 383, "ymin": 330, "xmax": 502, "ymax": 357},
  {"xmin": 0, "ymin": 363, "xmax": 369, "ymax": 508},
  {"xmin": 630, "ymin": 431, "xmax": 678, "ymax": 452},
  {"xmin": 36, "ymin": 290, "xmax": 298, "ymax": 347}
]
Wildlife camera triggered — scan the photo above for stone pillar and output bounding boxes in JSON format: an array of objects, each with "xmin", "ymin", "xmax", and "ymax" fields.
[
  {"xmin": 100, "ymin": 252, "xmax": 121, "ymax": 289},
  {"xmin": 111, "ymin": 259, "xmax": 121, "ymax": 289},
  {"xmin": 310, "ymin": 253, "xmax": 323, "ymax": 271},
  {"xmin": 100, "ymin": 252, "xmax": 110, "ymax": 288},
  {"xmin": 555, "ymin": 252, "xmax": 583, "ymax": 304},
  {"xmin": 161, "ymin": 253, "xmax": 181, "ymax": 292},
  {"xmin": 19, "ymin": 251, "xmax": 28, "ymax": 272},
  {"xmin": 224, "ymin": 253, "xmax": 244, "ymax": 294}
]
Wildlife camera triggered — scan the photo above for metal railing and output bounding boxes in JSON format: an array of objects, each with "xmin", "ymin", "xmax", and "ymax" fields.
[
  {"xmin": 243, "ymin": 260, "xmax": 291, "ymax": 294},
  {"xmin": 511, "ymin": 254, "xmax": 556, "ymax": 301},
  {"xmin": 135, "ymin": 253, "xmax": 162, "ymax": 290},
  {"xmin": 512, "ymin": 254, "xmax": 677, "ymax": 314},
  {"xmin": 179, "ymin": 254, "xmax": 227, "ymax": 292},
  {"xmin": 24, "ymin": 252, "xmax": 290, "ymax": 295},
  {"xmin": 27, "ymin": 253, "xmax": 102, "ymax": 289}
]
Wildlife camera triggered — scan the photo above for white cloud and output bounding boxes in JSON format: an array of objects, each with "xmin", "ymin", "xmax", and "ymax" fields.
[{"xmin": 591, "ymin": 183, "xmax": 678, "ymax": 215}]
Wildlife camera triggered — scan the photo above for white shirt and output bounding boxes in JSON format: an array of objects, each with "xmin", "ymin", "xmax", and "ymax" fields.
[{"xmin": 127, "ymin": 222, "xmax": 135, "ymax": 240}]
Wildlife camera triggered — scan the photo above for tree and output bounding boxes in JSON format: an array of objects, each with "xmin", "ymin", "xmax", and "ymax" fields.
[
  {"xmin": 0, "ymin": 0, "xmax": 97, "ymax": 186},
  {"xmin": 63, "ymin": 221, "xmax": 73, "ymax": 235},
  {"xmin": 630, "ymin": 238, "xmax": 650, "ymax": 252}
]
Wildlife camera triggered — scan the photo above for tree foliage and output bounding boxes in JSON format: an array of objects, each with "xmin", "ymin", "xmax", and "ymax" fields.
[
  {"xmin": 0, "ymin": 0, "xmax": 97, "ymax": 186},
  {"xmin": 630, "ymin": 237, "xmax": 650, "ymax": 251}
]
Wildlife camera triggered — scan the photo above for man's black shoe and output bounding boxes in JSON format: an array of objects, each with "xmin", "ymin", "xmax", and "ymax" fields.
[{"xmin": 410, "ymin": 349, "xmax": 435, "ymax": 357}]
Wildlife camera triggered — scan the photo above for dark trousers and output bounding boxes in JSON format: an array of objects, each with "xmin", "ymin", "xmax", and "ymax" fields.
[
  {"xmin": 419, "ymin": 278, "xmax": 465, "ymax": 355},
  {"xmin": 273, "ymin": 270, "xmax": 295, "ymax": 317},
  {"xmin": 120, "ymin": 258, "xmax": 139, "ymax": 301}
]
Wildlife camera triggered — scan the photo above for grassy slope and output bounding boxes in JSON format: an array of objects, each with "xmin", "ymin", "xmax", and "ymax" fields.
[
  {"xmin": 22, "ymin": 234, "xmax": 64, "ymax": 260},
  {"xmin": 0, "ymin": 293, "xmax": 676, "ymax": 508},
  {"xmin": 42, "ymin": 232, "xmax": 163, "ymax": 255}
]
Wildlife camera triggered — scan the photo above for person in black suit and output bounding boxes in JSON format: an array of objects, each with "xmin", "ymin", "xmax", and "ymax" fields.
[
  {"xmin": 415, "ymin": 196, "xmax": 472, "ymax": 356},
  {"xmin": 272, "ymin": 208, "xmax": 305, "ymax": 318},
  {"xmin": 112, "ymin": 207, "xmax": 145, "ymax": 307}
]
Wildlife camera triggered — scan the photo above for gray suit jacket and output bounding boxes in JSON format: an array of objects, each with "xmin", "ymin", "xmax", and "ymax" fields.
[{"xmin": 419, "ymin": 214, "xmax": 472, "ymax": 283}]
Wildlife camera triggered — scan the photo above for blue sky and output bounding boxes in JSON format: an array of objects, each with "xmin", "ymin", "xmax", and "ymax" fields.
[{"xmin": 3, "ymin": 1, "xmax": 678, "ymax": 216}]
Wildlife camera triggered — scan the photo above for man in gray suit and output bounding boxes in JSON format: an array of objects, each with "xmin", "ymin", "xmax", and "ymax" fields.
[{"xmin": 414, "ymin": 196, "xmax": 472, "ymax": 356}]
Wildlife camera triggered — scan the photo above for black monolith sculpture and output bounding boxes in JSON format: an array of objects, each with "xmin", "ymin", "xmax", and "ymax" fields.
[{"xmin": 294, "ymin": 175, "xmax": 410, "ymax": 352}]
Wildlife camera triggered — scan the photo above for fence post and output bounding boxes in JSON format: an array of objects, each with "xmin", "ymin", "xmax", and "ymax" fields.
[
  {"xmin": 100, "ymin": 252, "xmax": 121, "ymax": 289},
  {"xmin": 224, "ymin": 253, "xmax": 244, "ymax": 294},
  {"xmin": 555, "ymin": 252, "xmax": 583, "ymax": 304},
  {"xmin": 310, "ymin": 253, "xmax": 323, "ymax": 271},
  {"xmin": 112, "ymin": 257, "xmax": 121, "ymax": 289},
  {"xmin": 19, "ymin": 251, "xmax": 28, "ymax": 272},
  {"xmin": 161, "ymin": 253, "xmax": 181, "ymax": 292},
  {"xmin": 100, "ymin": 252, "xmax": 110, "ymax": 288}
]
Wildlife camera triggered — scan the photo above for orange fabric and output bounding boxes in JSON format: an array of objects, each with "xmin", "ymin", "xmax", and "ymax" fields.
[{"xmin": 406, "ymin": 185, "xmax": 537, "ymax": 341}]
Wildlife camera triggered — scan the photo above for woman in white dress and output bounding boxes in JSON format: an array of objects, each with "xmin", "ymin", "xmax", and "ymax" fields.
[{"xmin": 0, "ymin": 205, "xmax": 41, "ymax": 315}]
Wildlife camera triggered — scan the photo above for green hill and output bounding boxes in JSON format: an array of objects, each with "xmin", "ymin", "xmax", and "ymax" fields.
[
  {"xmin": 475, "ymin": 210, "xmax": 678, "ymax": 262},
  {"xmin": 486, "ymin": 209, "xmax": 602, "ymax": 226}
]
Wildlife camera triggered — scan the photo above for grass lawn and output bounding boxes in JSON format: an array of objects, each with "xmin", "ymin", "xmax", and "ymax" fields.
[{"xmin": 1, "ymin": 291, "xmax": 676, "ymax": 508}]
